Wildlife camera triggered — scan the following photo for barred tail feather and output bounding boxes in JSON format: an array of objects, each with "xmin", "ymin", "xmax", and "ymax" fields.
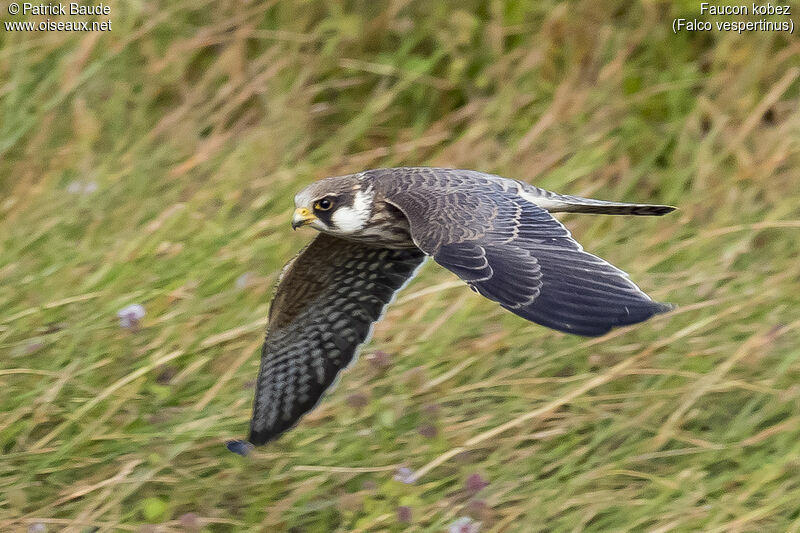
[
  {"xmin": 516, "ymin": 183, "xmax": 675, "ymax": 216},
  {"xmin": 552, "ymin": 196, "xmax": 676, "ymax": 216}
]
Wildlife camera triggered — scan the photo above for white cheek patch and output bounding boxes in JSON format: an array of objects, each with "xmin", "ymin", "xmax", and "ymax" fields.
[
  {"xmin": 331, "ymin": 188, "xmax": 373, "ymax": 233},
  {"xmin": 331, "ymin": 207, "xmax": 366, "ymax": 232}
]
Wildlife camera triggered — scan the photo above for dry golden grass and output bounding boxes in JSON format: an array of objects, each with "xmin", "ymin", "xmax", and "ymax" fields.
[{"xmin": 1, "ymin": 1, "xmax": 799, "ymax": 531}]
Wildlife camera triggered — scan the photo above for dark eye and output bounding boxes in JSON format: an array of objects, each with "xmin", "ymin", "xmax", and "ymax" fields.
[{"xmin": 314, "ymin": 197, "xmax": 334, "ymax": 211}]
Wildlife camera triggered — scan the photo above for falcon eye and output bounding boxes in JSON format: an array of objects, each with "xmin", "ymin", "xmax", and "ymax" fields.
[{"xmin": 314, "ymin": 197, "xmax": 334, "ymax": 211}]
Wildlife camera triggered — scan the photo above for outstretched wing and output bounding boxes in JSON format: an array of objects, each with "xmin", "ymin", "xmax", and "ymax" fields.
[
  {"xmin": 383, "ymin": 171, "xmax": 672, "ymax": 337},
  {"xmin": 248, "ymin": 234, "xmax": 425, "ymax": 445}
]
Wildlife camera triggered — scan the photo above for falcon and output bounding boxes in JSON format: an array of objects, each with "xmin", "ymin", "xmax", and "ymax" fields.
[{"xmin": 235, "ymin": 167, "xmax": 675, "ymax": 448}]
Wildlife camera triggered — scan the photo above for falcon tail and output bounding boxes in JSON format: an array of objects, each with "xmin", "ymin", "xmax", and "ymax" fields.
[
  {"xmin": 517, "ymin": 184, "xmax": 675, "ymax": 216},
  {"xmin": 547, "ymin": 196, "xmax": 676, "ymax": 216}
]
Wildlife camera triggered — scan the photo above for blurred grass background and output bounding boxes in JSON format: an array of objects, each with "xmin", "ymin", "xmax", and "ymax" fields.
[{"xmin": 1, "ymin": 1, "xmax": 799, "ymax": 531}]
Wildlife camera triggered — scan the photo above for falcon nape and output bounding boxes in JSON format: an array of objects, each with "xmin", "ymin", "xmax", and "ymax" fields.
[{"xmin": 229, "ymin": 167, "xmax": 675, "ymax": 451}]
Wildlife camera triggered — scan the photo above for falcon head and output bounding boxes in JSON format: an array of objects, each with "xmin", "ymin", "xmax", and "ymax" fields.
[{"xmin": 292, "ymin": 175, "xmax": 374, "ymax": 235}]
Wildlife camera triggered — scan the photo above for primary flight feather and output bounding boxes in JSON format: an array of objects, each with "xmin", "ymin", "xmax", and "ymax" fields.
[{"xmin": 236, "ymin": 167, "xmax": 675, "ymax": 448}]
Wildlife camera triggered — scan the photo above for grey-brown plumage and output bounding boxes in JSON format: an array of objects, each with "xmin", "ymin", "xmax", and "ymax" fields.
[
  {"xmin": 240, "ymin": 167, "xmax": 675, "ymax": 447},
  {"xmin": 248, "ymin": 234, "xmax": 425, "ymax": 445}
]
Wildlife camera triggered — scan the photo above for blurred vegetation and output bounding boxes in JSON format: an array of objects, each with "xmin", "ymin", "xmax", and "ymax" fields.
[{"xmin": 1, "ymin": 0, "xmax": 799, "ymax": 531}]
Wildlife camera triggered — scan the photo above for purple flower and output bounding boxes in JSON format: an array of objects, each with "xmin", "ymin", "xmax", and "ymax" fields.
[
  {"xmin": 465, "ymin": 473, "xmax": 489, "ymax": 494},
  {"xmin": 368, "ymin": 350, "xmax": 392, "ymax": 370},
  {"xmin": 417, "ymin": 423, "xmax": 437, "ymax": 438},
  {"xmin": 117, "ymin": 304, "xmax": 145, "ymax": 329},
  {"xmin": 397, "ymin": 505, "xmax": 412, "ymax": 523},
  {"xmin": 449, "ymin": 517, "xmax": 481, "ymax": 533},
  {"xmin": 393, "ymin": 466, "xmax": 416, "ymax": 484},
  {"xmin": 346, "ymin": 392, "xmax": 369, "ymax": 409},
  {"xmin": 179, "ymin": 512, "xmax": 201, "ymax": 530}
]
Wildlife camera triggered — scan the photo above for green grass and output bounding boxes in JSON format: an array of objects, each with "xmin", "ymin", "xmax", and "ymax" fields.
[{"xmin": 1, "ymin": 1, "xmax": 799, "ymax": 531}]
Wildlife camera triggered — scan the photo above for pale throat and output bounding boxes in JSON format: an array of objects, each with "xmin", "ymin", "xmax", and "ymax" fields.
[{"xmin": 330, "ymin": 188, "xmax": 374, "ymax": 233}]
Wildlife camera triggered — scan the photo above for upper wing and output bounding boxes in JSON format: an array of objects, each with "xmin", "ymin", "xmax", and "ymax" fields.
[
  {"xmin": 384, "ymin": 173, "xmax": 673, "ymax": 337},
  {"xmin": 248, "ymin": 233, "xmax": 425, "ymax": 445}
]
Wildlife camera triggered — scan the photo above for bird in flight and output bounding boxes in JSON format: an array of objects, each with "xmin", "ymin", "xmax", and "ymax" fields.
[{"xmin": 231, "ymin": 167, "xmax": 675, "ymax": 450}]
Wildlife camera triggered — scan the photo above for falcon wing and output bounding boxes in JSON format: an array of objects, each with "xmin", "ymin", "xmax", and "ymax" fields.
[
  {"xmin": 248, "ymin": 233, "xmax": 425, "ymax": 445},
  {"xmin": 385, "ymin": 175, "xmax": 672, "ymax": 337}
]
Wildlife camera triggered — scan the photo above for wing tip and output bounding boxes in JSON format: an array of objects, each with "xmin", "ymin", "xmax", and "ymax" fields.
[
  {"xmin": 226, "ymin": 439, "xmax": 254, "ymax": 456},
  {"xmin": 612, "ymin": 299, "xmax": 675, "ymax": 333},
  {"xmin": 522, "ymin": 298, "xmax": 676, "ymax": 337},
  {"xmin": 654, "ymin": 301, "xmax": 677, "ymax": 314}
]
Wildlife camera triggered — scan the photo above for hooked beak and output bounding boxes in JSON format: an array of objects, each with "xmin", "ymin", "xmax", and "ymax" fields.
[{"xmin": 292, "ymin": 207, "xmax": 317, "ymax": 230}]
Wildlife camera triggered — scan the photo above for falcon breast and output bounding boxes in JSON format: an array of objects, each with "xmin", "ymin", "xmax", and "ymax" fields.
[{"xmin": 233, "ymin": 167, "xmax": 676, "ymax": 448}]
